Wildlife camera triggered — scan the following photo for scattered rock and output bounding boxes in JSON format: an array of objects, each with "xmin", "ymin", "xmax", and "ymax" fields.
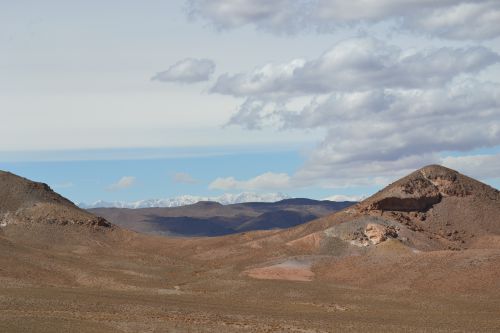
[
  {"xmin": 365, "ymin": 223, "xmax": 399, "ymax": 245},
  {"xmin": 349, "ymin": 223, "xmax": 400, "ymax": 246}
]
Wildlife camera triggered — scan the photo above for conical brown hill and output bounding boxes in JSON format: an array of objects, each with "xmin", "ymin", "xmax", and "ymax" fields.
[
  {"xmin": 361, "ymin": 164, "xmax": 498, "ymax": 212},
  {"xmin": 355, "ymin": 165, "xmax": 500, "ymax": 247},
  {"xmin": 250, "ymin": 165, "xmax": 500, "ymax": 255},
  {"xmin": 0, "ymin": 170, "xmax": 110, "ymax": 228}
]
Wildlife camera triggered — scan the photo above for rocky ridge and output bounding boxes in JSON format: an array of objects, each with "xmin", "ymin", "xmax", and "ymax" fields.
[{"xmin": 0, "ymin": 171, "xmax": 110, "ymax": 229}]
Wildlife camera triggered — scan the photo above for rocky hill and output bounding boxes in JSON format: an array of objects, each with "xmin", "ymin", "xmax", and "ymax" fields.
[
  {"xmin": 197, "ymin": 165, "xmax": 500, "ymax": 290},
  {"xmin": 355, "ymin": 164, "xmax": 500, "ymax": 249},
  {"xmin": 0, "ymin": 171, "xmax": 110, "ymax": 229},
  {"xmin": 273, "ymin": 164, "xmax": 500, "ymax": 253}
]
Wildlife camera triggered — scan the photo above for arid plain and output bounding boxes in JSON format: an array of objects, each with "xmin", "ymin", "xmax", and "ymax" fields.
[{"xmin": 1, "ymin": 165, "xmax": 500, "ymax": 332}]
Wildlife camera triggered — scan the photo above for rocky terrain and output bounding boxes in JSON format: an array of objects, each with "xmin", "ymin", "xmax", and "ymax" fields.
[
  {"xmin": 0, "ymin": 171, "xmax": 110, "ymax": 229},
  {"xmin": 1, "ymin": 165, "xmax": 500, "ymax": 332},
  {"xmin": 218, "ymin": 165, "xmax": 500, "ymax": 291}
]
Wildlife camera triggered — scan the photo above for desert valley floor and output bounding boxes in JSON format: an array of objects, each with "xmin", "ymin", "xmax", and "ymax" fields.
[{"xmin": 1, "ymin": 165, "xmax": 500, "ymax": 332}]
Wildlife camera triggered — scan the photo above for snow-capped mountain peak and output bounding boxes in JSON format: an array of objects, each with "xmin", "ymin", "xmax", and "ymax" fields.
[{"xmin": 78, "ymin": 192, "xmax": 291, "ymax": 209}]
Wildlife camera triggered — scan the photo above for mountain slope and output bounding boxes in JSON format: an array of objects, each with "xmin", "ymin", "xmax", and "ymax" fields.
[
  {"xmin": 0, "ymin": 170, "xmax": 111, "ymax": 229},
  {"xmin": 276, "ymin": 164, "xmax": 500, "ymax": 252},
  {"xmin": 357, "ymin": 164, "xmax": 500, "ymax": 249}
]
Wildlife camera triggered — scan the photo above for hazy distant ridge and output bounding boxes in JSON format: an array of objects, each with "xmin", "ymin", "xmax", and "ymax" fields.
[{"xmin": 78, "ymin": 192, "xmax": 291, "ymax": 209}]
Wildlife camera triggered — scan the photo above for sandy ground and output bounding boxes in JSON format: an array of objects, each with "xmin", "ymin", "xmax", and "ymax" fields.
[
  {"xmin": 2, "ymin": 280, "xmax": 500, "ymax": 332},
  {"xmin": 1, "ymin": 227, "xmax": 500, "ymax": 333},
  {"xmin": 245, "ymin": 259, "xmax": 315, "ymax": 281}
]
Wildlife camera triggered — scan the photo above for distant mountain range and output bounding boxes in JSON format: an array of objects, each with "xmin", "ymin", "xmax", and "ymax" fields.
[
  {"xmin": 88, "ymin": 198, "xmax": 355, "ymax": 237},
  {"xmin": 78, "ymin": 192, "xmax": 291, "ymax": 209}
]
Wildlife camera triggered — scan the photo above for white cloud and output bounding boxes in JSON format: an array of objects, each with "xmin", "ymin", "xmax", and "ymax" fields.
[
  {"xmin": 152, "ymin": 58, "xmax": 216, "ymax": 83},
  {"xmin": 224, "ymin": 79, "xmax": 500, "ymax": 187},
  {"xmin": 323, "ymin": 194, "xmax": 365, "ymax": 202},
  {"xmin": 441, "ymin": 153, "xmax": 500, "ymax": 180},
  {"xmin": 106, "ymin": 176, "xmax": 136, "ymax": 191},
  {"xmin": 212, "ymin": 58, "xmax": 305, "ymax": 97},
  {"xmin": 214, "ymin": 34, "xmax": 500, "ymax": 188},
  {"xmin": 212, "ymin": 38, "xmax": 499, "ymax": 98},
  {"xmin": 172, "ymin": 172, "xmax": 198, "ymax": 184},
  {"xmin": 406, "ymin": 1, "xmax": 500, "ymax": 40},
  {"xmin": 187, "ymin": 0, "xmax": 304, "ymax": 33},
  {"xmin": 187, "ymin": 0, "xmax": 500, "ymax": 40},
  {"xmin": 291, "ymin": 81, "xmax": 500, "ymax": 187},
  {"xmin": 209, "ymin": 172, "xmax": 291, "ymax": 191},
  {"xmin": 295, "ymin": 153, "xmax": 441, "ymax": 189},
  {"xmin": 208, "ymin": 156, "xmax": 444, "ymax": 193}
]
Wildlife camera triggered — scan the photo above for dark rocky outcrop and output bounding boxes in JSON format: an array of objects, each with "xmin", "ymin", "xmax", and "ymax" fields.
[{"xmin": 0, "ymin": 170, "xmax": 111, "ymax": 228}]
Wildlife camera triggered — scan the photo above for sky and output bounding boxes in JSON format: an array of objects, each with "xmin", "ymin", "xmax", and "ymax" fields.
[{"xmin": 1, "ymin": 0, "xmax": 499, "ymax": 204}]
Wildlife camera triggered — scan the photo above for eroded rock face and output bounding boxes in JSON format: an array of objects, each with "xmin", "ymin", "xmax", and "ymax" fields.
[
  {"xmin": 349, "ymin": 223, "xmax": 399, "ymax": 246},
  {"xmin": 365, "ymin": 223, "xmax": 399, "ymax": 245},
  {"xmin": 365, "ymin": 223, "xmax": 388, "ymax": 245}
]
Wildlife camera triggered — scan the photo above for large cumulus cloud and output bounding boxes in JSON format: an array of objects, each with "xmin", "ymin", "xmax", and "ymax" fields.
[
  {"xmin": 187, "ymin": 0, "xmax": 500, "ymax": 40},
  {"xmin": 292, "ymin": 81, "xmax": 500, "ymax": 186},
  {"xmin": 209, "ymin": 37, "xmax": 500, "ymax": 189},
  {"xmin": 224, "ymin": 81, "xmax": 500, "ymax": 188},
  {"xmin": 212, "ymin": 38, "xmax": 499, "ymax": 97}
]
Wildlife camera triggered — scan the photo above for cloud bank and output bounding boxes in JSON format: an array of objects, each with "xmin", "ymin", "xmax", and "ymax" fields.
[
  {"xmin": 208, "ymin": 36, "xmax": 500, "ymax": 189},
  {"xmin": 442, "ymin": 153, "xmax": 500, "ymax": 180},
  {"xmin": 188, "ymin": 0, "xmax": 500, "ymax": 40},
  {"xmin": 183, "ymin": 2, "xmax": 500, "ymax": 191},
  {"xmin": 212, "ymin": 39, "xmax": 499, "ymax": 97},
  {"xmin": 152, "ymin": 58, "xmax": 216, "ymax": 83}
]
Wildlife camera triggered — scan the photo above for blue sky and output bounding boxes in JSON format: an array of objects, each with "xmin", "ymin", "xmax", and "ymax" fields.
[
  {"xmin": 1, "ymin": 149, "xmax": 380, "ymax": 203},
  {"xmin": 3, "ymin": 150, "xmax": 302, "ymax": 202},
  {"xmin": 1, "ymin": 0, "xmax": 499, "ymax": 204}
]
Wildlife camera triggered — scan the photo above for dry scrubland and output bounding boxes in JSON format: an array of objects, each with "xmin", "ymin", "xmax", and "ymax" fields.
[{"xmin": 1, "ymin": 165, "xmax": 500, "ymax": 332}]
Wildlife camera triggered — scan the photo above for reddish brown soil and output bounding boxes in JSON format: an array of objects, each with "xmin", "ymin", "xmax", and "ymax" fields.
[{"xmin": 1, "ymin": 166, "xmax": 500, "ymax": 332}]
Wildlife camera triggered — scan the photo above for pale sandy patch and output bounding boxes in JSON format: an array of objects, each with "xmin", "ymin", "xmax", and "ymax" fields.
[{"xmin": 245, "ymin": 260, "xmax": 314, "ymax": 282}]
